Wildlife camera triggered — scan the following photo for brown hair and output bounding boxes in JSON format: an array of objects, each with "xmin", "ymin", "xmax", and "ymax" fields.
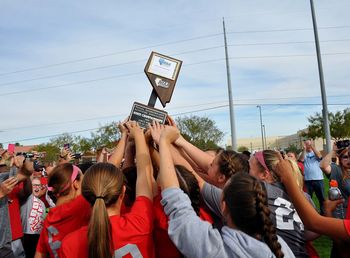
[
  {"xmin": 175, "ymin": 165, "xmax": 200, "ymax": 215},
  {"xmin": 338, "ymin": 150, "xmax": 350, "ymax": 181},
  {"xmin": 217, "ymin": 150, "xmax": 249, "ymax": 178},
  {"xmin": 223, "ymin": 172, "xmax": 284, "ymax": 258},
  {"xmin": 48, "ymin": 163, "xmax": 81, "ymax": 202},
  {"xmin": 256, "ymin": 150, "xmax": 281, "ymax": 183},
  {"xmin": 82, "ymin": 163, "xmax": 124, "ymax": 258}
]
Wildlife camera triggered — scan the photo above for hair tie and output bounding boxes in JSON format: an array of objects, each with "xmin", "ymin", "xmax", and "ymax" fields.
[{"xmin": 95, "ymin": 196, "xmax": 104, "ymax": 199}]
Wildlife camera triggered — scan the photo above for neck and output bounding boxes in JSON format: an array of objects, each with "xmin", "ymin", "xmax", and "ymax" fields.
[
  {"xmin": 106, "ymin": 198, "xmax": 123, "ymax": 217},
  {"xmin": 55, "ymin": 191, "xmax": 77, "ymax": 206}
]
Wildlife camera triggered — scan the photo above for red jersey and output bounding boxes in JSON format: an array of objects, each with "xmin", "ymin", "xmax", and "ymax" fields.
[
  {"xmin": 60, "ymin": 196, "xmax": 154, "ymax": 258},
  {"xmin": 8, "ymin": 184, "xmax": 24, "ymax": 240},
  {"xmin": 153, "ymin": 193, "xmax": 213, "ymax": 258},
  {"xmin": 344, "ymin": 219, "xmax": 350, "ymax": 238},
  {"xmin": 36, "ymin": 195, "xmax": 91, "ymax": 257}
]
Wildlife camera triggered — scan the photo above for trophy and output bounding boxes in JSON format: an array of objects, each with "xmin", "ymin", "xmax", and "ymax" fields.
[{"xmin": 129, "ymin": 52, "xmax": 182, "ymax": 128}]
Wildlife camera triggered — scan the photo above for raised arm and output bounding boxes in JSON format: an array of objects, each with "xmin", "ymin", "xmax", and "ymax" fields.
[
  {"xmin": 125, "ymin": 121, "xmax": 153, "ymax": 200},
  {"xmin": 275, "ymin": 157, "xmax": 349, "ymax": 240},
  {"xmin": 311, "ymin": 140, "xmax": 322, "ymax": 159},
  {"xmin": 320, "ymin": 143, "xmax": 337, "ymax": 175},
  {"xmin": 108, "ymin": 122, "xmax": 128, "ymax": 167}
]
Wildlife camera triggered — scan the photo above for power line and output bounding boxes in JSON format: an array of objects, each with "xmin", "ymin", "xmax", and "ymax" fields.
[
  {"xmin": 226, "ymin": 25, "xmax": 350, "ymax": 34},
  {"xmin": 1, "ymin": 25, "xmax": 350, "ymax": 77},
  {"xmin": 1, "ymin": 51, "xmax": 350, "ymax": 97},
  {"xmin": 2, "ymin": 38, "xmax": 350, "ymax": 87},
  {"xmin": 0, "ymin": 33, "xmax": 222, "ymax": 77},
  {"xmin": 1, "ymin": 101, "xmax": 349, "ymax": 135},
  {"xmin": 2, "ymin": 101, "xmax": 349, "ymax": 144}
]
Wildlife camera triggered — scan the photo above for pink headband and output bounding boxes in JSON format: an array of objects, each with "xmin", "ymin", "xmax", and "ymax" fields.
[
  {"xmin": 47, "ymin": 165, "xmax": 81, "ymax": 194},
  {"xmin": 255, "ymin": 151, "xmax": 270, "ymax": 173}
]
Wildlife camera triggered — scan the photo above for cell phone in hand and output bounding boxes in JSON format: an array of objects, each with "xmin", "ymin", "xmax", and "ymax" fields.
[{"xmin": 8, "ymin": 144, "xmax": 15, "ymax": 154}]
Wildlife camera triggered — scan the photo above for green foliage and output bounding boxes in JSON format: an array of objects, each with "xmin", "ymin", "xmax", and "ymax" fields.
[
  {"xmin": 34, "ymin": 143, "xmax": 60, "ymax": 163},
  {"xmin": 175, "ymin": 115, "xmax": 224, "ymax": 150},
  {"xmin": 90, "ymin": 122, "xmax": 120, "ymax": 150},
  {"xmin": 285, "ymin": 143, "xmax": 301, "ymax": 154},
  {"xmin": 237, "ymin": 146, "xmax": 249, "ymax": 152},
  {"xmin": 33, "ymin": 121, "xmax": 121, "ymax": 163},
  {"xmin": 300, "ymin": 108, "xmax": 350, "ymax": 140}
]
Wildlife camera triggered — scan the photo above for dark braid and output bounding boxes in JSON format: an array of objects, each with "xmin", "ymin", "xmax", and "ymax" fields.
[
  {"xmin": 223, "ymin": 172, "xmax": 284, "ymax": 258},
  {"xmin": 175, "ymin": 165, "xmax": 200, "ymax": 216},
  {"xmin": 254, "ymin": 181, "xmax": 284, "ymax": 258},
  {"xmin": 218, "ymin": 150, "xmax": 249, "ymax": 178}
]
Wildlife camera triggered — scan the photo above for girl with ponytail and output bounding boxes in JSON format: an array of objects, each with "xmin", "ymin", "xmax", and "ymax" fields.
[
  {"xmin": 61, "ymin": 121, "xmax": 155, "ymax": 258},
  {"xmin": 157, "ymin": 125, "xmax": 294, "ymax": 258},
  {"xmin": 35, "ymin": 163, "xmax": 90, "ymax": 258}
]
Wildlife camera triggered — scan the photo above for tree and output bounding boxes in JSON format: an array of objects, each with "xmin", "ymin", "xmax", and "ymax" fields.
[
  {"xmin": 300, "ymin": 108, "xmax": 350, "ymax": 140},
  {"xmin": 175, "ymin": 115, "xmax": 224, "ymax": 150},
  {"xmin": 49, "ymin": 133, "xmax": 78, "ymax": 151},
  {"xmin": 237, "ymin": 146, "xmax": 249, "ymax": 152},
  {"xmin": 90, "ymin": 122, "xmax": 120, "ymax": 150},
  {"xmin": 285, "ymin": 143, "xmax": 301, "ymax": 155},
  {"xmin": 34, "ymin": 143, "xmax": 60, "ymax": 164},
  {"xmin": 75, "ymin": 136, "xmax": 93, "ymax": 153}
]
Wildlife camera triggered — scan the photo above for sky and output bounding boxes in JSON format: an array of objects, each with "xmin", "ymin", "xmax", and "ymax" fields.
[{"xmin": 0, "ymin": 0, "xmax": 349, "ymax": 148}]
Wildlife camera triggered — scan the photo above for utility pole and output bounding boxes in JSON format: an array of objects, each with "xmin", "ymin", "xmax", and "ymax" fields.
[
  {"xmin": 257, "ymin": 105, "xmax": 264, "ymax": 150},
  {"xmin": 309, "ymin": 0, "xmax": 331, "ymax": 153},
  {"xmin": 223, "ymin": 17, "xmax": 237, "ymax": 151},
  {"xmin": 263, "ymin": 124, "xmax": 267, "ymax": 149}
]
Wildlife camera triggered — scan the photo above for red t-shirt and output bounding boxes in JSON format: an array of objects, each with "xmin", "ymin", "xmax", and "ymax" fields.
[
  {"xmin": 153, "ymin": 193, "xmax": 213, "ymax": 258},
  {"xmin": 8, "ymin": 184, "xmax": 24, "ymax": 240},
  {"xmin": 60, "ymin": 196, "xmax": 154, "ymax": 258},
  {"xmin": 36, "ymin": 195, "xmax": 91, "ymax": 257},
  {"xmin": 344, "ymin": 219, "xmax": 350, "ymax": 238}
]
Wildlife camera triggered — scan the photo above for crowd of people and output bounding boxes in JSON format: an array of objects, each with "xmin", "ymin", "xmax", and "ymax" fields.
[{"xmin": 0, "ymin": 117, "xmax": 349, "ymax": 258}]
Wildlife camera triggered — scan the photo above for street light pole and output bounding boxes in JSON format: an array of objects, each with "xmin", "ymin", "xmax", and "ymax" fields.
[
  {"xmin": 223, "ymin": 18, "xmax": 237, "ymax": 151},
  {"xmin": 263, "ymin": 124, "xmax": 267, "ymax": 149},
  {"xmin": 257, "ymin": 105, "xmax": 264, "ymax": 150},
  {"xmin": 309, "ymin": 0, "xmax": 331, "ymax": 153}
]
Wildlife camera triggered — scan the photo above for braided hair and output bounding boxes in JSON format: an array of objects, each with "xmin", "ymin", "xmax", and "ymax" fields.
[
  {"xmin": 223, "ymin": 172, "xmax": 284, "ymax": 258},
  {"xmin": 217, "ymin": 150, "xmax": 249, "ymax": 178}
]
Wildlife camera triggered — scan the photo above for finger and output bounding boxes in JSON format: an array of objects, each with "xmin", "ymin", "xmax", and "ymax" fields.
[{"xmin": 276, "ymin": 151, "xmax": 284, "ymax": 162}]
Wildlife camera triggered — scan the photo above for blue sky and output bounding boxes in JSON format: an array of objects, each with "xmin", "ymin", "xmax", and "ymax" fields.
[{"xmin": 0, "ymin": 0, "xmax": 349, "ymax": 147}]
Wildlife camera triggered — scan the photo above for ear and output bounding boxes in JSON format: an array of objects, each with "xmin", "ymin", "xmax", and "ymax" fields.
[
  {"xmin": 72, "ymin": 179, "xmax": 80, "ymax": 191},
  {"xmin": 217, "ymin": 174, "xmax": 226, "ymax": 184},
  {"xmin": 220, "ymin": 199, "xmax": 227, "ymax": 215},
  {"xmin": 119, "ymin": 185, "xmax": 126, "ymax": 201},
  {"xmin": 261, "ymin": 170, "xmax": 274, "ymax": 183}
]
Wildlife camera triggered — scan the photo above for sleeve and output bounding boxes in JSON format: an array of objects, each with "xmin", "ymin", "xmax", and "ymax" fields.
[
  {"xmin": 161, "ymin": 188, "xmax": 225, "ymax": 258},
  {"xmin": 330, "ymin": 164, "xmax": 342, "ymax": 181},
  {"xmin": 344, "ymin": 219, "xmax": 350, "ymax": 238},
  {"xmin": 125, "ymin": 196, "xmax": 153, "ymax": 233},
  {"xmin": 36, "ymin": 227, "xmax": 48, "ymax": 253},
  {"xmin": 0, "ymin": 172, "xmax": 10, "ymax": 182},
  {"xmin": 277, "ymin": 235, "xmax": 296, "ymax": 258},
  {"xmin": 201, "ymin": 182, "xmax": 223, "ymax": 219}
]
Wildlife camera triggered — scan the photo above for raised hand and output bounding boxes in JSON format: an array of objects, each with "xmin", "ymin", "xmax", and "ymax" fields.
[
  {"xmin": 160, "ymin": 126, "xmax": 180, "ymax": 145},
  {"xmin": 149, "ymin": 121, "xmax": 165, "ymax": 145},
  {"xmin": 166, "ymin": 115, "xmax": 177, "ymax": 128},
  {"xmin": 0, "ymin": 177, "xmax": 18, "ymax": 198},
  {"xmin": 274, "ymin": 153, "xmax": 293, "ymax": 183},
  {"xmin": 124, "ymin": 121, "xmax": 143, "ymax": 139}
]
